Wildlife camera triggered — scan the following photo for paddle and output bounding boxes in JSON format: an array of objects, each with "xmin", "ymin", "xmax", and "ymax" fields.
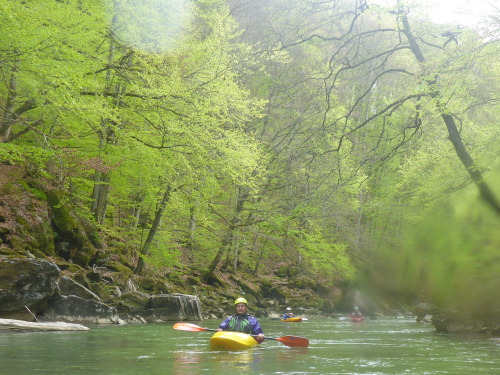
[
  {"xmin": 272, "ymin": 317, "xmax": 308, "ymax": 321},
  {"xmin": 173, "ymin": 322, "xmax": 309, "ymax": 348}
]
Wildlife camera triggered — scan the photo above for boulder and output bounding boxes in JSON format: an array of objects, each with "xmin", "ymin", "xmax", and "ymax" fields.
[
  {"xmin": 58, "ymin": 276, "xmax": 100, "ymax": 301},
  {"xmin": 43, "ymin": 295, "xmax": 120, "ymax": 324},
  {"xmin": 46, "ymin": 190, "xmax": 96, "ymax": 266},
  {"xmin": 148, "ymin": 293, "xmax": 202, "ymax": 321},
  {"xmin": 0, "ymin": 257, "xmax": 60, "ymax": 319},
  {"xmin": 103, "ymin": 261, "xmax": 134, "ymax": 277},
  {"xmin": 119, "ymin": 291, "xmax": 151, "ymax": 313},
  {"xmin": 262, "ymin": 286, "xmax": 288, "ymax": 301}
]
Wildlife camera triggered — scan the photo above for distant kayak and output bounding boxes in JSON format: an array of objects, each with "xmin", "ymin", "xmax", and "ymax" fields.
[
  {"xmin": 209, "ymin": 331, "xmax": 259, "ymax": 350},
  {"xmin": 351, "ymin": 317, "xmax": 364, "ymax": 323},
  {"xmin": 280, "ymin": 317, "xmax": 303, "ymax": 322}
]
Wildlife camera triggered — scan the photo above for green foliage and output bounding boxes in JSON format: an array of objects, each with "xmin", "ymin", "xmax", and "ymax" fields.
[
  {"xmin": 144, "ymin": 233, "xmax": 182, "ymax": 272},
  {"xmin": 2, "ymin": 0, "xmax": 500, "ymax": 307},
  {"xmin": 298, "ymin": 230, "xmax": 355, "ymax": 281},
  {"xmin": 28, "ymin": 188, "xmax": 47, "ymax": 201},
  {"xmin": 0, "ymin": 144, "xmax": 51, "ymax": 177},
  {"xmin": 371, "ymin": 191, "xmax": 500, "ymax": 314}
]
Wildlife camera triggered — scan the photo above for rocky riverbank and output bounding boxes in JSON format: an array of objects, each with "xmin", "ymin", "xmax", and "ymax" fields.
[
  {"xmin": 0, "ymin": 256, "xmax": 334, "ymax": 325},
  {"xmin": 1, "ymin": 164, "xmax": 499, "ymax": 335}
]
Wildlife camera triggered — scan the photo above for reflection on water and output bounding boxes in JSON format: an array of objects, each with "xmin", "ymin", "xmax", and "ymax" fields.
[
  {"xmin": 172, "ymin": 351, "xmax": 202, "ymax": 375},
  {"xmin": 172, "ymin": 347, "xmax": 264, "ymax": 374},
  {"xmin": 210, "ymin": 349, "xmax": 263, "ymax": 372}
]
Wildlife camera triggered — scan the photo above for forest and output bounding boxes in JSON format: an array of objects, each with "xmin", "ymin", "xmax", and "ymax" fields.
[{"xmin": 1, "ymin": 0, "xmax": 500, "ymax": 323}]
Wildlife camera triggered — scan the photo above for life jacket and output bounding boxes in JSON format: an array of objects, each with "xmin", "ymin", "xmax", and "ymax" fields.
[{"xmin": 227, "ymin": 314, "xmax": 252, "ymax": 334}]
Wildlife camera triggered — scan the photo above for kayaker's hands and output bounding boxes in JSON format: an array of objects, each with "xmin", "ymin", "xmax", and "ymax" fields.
[
  {"xmin": 217, "ymin": 328, "xmax": 222, "ymax": 332},
  {"xmin": 257, "ymin": 333, "xmax": 264, "ymax": 340}
]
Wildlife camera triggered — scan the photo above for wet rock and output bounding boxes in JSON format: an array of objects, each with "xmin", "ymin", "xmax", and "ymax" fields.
[
  {"xmin": 148, "ymin": 293, "xmax": 202, "ymax": 321},
  {"xmin": 43, "ymin": 295, "xmax": 120, "ymax": 324},
  {"xmin": 135, "ymin": 309, "xmax": 160, "ymax": 323},
  {"xmin": 58, "ymin": 276, "xmax": 100, "ymax": 301},
  {"xmin": 89, "ymin": 283, "xmax": 113, "ymax": 303},
  {"xmin": 120, "ymin": 291, "xmax": 151, "ymax": 312},
  {"xmin": 0, "ymin": 257, "xmax": 60, "ymax": 319}
]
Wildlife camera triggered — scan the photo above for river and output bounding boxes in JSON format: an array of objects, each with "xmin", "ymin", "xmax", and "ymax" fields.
[{"xmin": 1, "ymin": 317, "xmax": 498, "ymax": 374}]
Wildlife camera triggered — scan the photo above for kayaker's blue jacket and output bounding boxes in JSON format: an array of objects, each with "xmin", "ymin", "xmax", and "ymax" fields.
[{"xmin": 219, "ymin": 313, "xmax": 263, "ymax": 335}]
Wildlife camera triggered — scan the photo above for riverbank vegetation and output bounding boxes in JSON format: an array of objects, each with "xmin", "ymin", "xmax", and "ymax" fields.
[{"xmin": 1, "ymin": 0, "xmax": 500, "ymax": 328}]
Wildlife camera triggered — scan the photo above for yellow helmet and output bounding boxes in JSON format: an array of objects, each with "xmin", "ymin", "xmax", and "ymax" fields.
[{"xmin": 234, "ymin": 297, "xmax": 248, "ymax": 305}]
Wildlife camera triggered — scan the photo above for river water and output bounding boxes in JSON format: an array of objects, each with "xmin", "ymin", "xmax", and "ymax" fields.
[{"xmin": 1, "ymin": 317, "xmax": 499, "ymax": 374}]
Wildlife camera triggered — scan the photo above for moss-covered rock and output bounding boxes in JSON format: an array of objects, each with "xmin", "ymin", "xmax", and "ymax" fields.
[
  {"xmin": 54, "ymin": 260, "xmax": 85, "ymax": 274},
  {"xmin": 46, "ymin": 190, "xmax": 96, "ymax": 267},
  {"xmin": 89, "ymin": 283, "xmax": 113, "ymax": 304},
  {"xmin": 58, "ymin": 276, "xmax": 100, "ymax": 301},
  {"xmin": 0, "ymin": 257, "xmax": 60, "ymax": 317},
  {"xmin": 103, "ymin": 261, "xmax": 134, "ymax": 277},
  {"xmin": 71, "ymin": 246, "xmax": 94, "ymax": 268},
  {"xmin": 185, "ymin": 275, "xmax": 203, "ymax": 286},
  {"xmin": 133, "ymin": 276, "xmax": 175, "ymax": 294},
  {"xmin": 230, "ymin": 275, "xmax": 262, "ymax": 298},
  {"xmin": 117, "ymin": 291, "xmax": 151, "ymax": 313},
  {"xmin": 0, "ymin": 248, "xmax": 17, "ymax": 256},
  {"xmin": 46, "ymin": 191, "xmax": 79, "ymax": 234},
  {"xmin": 72, "ymin": 271, "xmax": 92, "ymax": 290},
  {"xmin": 263, "ymin": 286, "xmax": 289, "ymax": 301},
  {"xmin": 276, "ymin": 265, "xmax": 288, "ymax": 278},
  {"xmin": 288, "ymin": 276, "xmax": 317, "ymax": 290},
  {"xmin": 203, "ymin": 271, "xmax": 225, "ymax": 288},
  {"xmin": 259, "ymin": 277, "xmax": 274, "ymax": 290}
]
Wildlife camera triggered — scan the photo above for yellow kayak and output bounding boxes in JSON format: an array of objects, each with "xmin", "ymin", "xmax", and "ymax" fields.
[
  {"xmin": 280, "ymin": 317, "xmax": 303, "ymax": 322},
  {"xmin": 209, "ymin": 331, "xmax": 259, "ymax": 350}
]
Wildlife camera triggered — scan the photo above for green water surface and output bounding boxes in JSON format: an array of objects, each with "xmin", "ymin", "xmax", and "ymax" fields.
[{"xmin": 0, "ymin": 317, "xmax": 498, "ymax": 374}]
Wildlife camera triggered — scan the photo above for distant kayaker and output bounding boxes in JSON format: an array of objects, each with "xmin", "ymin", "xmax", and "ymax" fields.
[
  {"xmin": 217, "ymin": 297, "xmax": 265, "ymax": 342},
  {"xmin": 282, "ymin": 307, "xmax": 294, "ymax": 319},
  {"xmin": 351, "ymin": 306, "xmax": 363, "ymax": 321}
]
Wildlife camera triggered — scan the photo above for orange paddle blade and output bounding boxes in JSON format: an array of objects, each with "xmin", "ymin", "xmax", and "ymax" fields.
[
  {"xmin": 275, "ymin": 335, "xmax": 309, "ymax": 347},
  {"xmin": 173, "ymin": 323, "xmax": 207, "ymax": 332}
]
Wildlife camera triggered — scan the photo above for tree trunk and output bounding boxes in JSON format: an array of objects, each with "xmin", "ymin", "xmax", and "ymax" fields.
[
  {"xmin": 1, "ymin": 56, "xmax": 19, "ymax": 141},
  {"xmin": 188, "ymin": 205, "xmax": 197, "ymax": 245},
  {"xmin": 136, "ymin": 185, "xmax": 172, "ymax": 275},
  {"xmin": 129, "ymin": 192, "xmax": 145, "ymax": 230},
  {"xmin": 204, "ymin": 187, "xmax": 249, "ymax": 280},
  {"xmin": 253, "ymin": 236, "xmax": 266, "ymax": 274},
  {"xmin": 441, "ymin": 113, "xmax": 500, "ymax": 213},
  {"xmin": 91, "ymin": 170, "xmax": 111, "ymax": 224},
  {"xmin": 400, "ymin": 10, "xmax": 500, "ymax": 214}
]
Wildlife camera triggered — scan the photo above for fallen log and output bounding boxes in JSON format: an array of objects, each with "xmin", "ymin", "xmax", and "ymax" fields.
[{"xmin": 0, "ymin": 318, "xmax": 90, "ymax": 331}]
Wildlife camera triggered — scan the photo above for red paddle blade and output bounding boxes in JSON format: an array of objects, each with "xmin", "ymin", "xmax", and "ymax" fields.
[
  {"xmin": 276, "ymin": 335, "xmax": 309, "ymax": 347},
  {"xmin": 173, "ymin": 323, "xmax": 207, "ymax": 332}
]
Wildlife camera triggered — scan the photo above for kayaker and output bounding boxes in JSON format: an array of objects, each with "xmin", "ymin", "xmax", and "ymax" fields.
[
  {"xmin": 217, "ymin": 297, "xmax": 265, "ymax": 342},
  {"xmin": 351, "ymin": 306, "xmax": 363, "ymax": 320},
  {"xmin": 282, "ymin": 307, "xmax": 294, "ymax": 319}
]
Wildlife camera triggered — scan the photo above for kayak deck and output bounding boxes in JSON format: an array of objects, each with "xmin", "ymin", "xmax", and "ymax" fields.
[
  {"xmin": 280, "ymin": 317, "xmax": 303, "ymax": 322},
  {"xmin": 209, "ymin": 331, "xmax": 259, "ymax": 350}
]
